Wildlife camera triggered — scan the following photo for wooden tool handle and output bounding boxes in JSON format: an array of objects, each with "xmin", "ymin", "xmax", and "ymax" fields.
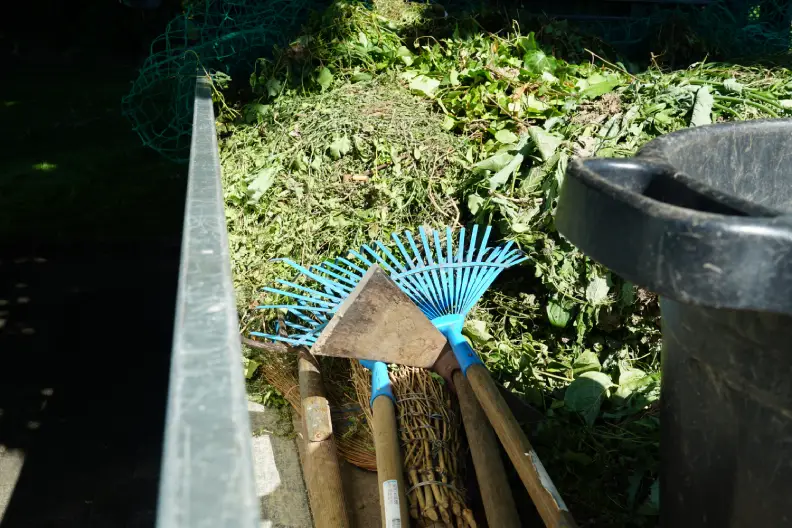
[
  {"xmin": 453, "ymin": 370, "xmax": 521, "ymax": 528},
  {"xmin": 298, "ymin": 351, "xmax": 351, "ymax": 528},
  {"xmin": 372, "ymin": 395, "xmax": 410, "ymax": 528},
  {"xmin": 466, "ymin": 364, "xmax": 578, "ymax": 528}
]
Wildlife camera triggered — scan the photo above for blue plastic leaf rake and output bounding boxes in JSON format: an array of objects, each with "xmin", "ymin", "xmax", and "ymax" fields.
[{"xmin": 253, "ymin": 225, "xmax": 576, "ymax": 528}]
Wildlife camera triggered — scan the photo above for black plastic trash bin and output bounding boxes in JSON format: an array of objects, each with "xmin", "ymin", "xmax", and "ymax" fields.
[{"xmin": 556, "ymin": 119, "xmax": 792, "ymax": 527}]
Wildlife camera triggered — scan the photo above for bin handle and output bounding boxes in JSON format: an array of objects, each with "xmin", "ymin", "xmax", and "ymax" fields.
[
  {"xmin": 556, "ymin": 157, "xmax": 792, "ymax": 314},
  {"xmin": 574, "ymin": 157, "xmax": 779, "ymax": 218}
]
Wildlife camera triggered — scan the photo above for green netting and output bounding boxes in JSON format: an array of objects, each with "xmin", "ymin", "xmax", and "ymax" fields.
[
  {"xmin": 122, "ymin": 0, "xmax": 319, "ymax": 162},
  {"xmin": 125, "ymin": 0, "xmax": 791, "ymax": 162}
]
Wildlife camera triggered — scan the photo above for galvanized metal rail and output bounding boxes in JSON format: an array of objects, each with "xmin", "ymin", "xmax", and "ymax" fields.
[{"xmin": 156, "ymin": 76, "xmax": 259, "ymax": 528}]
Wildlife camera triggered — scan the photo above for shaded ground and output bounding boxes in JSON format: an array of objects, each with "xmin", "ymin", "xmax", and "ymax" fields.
[{"xmin": 0, "ymin": 43, "xmax": 186, "ymax": 528}]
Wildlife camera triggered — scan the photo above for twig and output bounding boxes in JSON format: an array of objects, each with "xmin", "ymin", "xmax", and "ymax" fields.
[
  {"xmin": 585, "ymin": 48, "xmax": 638, "ymax": 81},
  {"xmin": 241, "ymin": 336, "xmax": 292, "ymax": 353}
]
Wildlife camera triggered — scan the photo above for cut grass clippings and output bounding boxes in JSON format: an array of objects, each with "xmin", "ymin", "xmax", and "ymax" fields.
[{"xmin": 219, "ymin": 1, "xmax": 792, "ymax": 525}]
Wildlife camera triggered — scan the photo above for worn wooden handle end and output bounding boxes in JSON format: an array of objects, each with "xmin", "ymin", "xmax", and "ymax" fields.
[{"xmin": 465, "ymin": 364, "xmax": 577, "ymax": 528}]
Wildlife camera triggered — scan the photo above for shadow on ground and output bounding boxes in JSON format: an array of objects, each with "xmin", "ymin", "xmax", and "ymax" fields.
[{"xmin": 0, "ymin": 13, "xmax": 187, "ymax": 523}]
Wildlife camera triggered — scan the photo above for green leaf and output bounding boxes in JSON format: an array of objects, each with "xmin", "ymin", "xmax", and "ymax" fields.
[
  {"xmin": 691, "ymin": 85, "xmax": 714, "ymax": 127},
  {"xmin": 614, "ymin": 367, "xmax": 650, "ymax": 400},
  {"xmin": 442, "ymin": 115, "xmax": 457, "ymax": 131},
  {"xmin": 449, "ymin": 68, "xmax": 460, "ymax": 86},
  {"xmin": 243, "ymin": 358, "xmax": 260, "ymax": 379},
  {"xmin": 546, "ymin": 300, "xmax": 572, "ymax": 327},
  {"xmin": 488, "ymin": 153, "xmax": 523, "ymax": 190},
  {"xmin": 585, "ymin": 276, "xmax": 610, "ymax": 305},
  {"xmin": 248, "ymin": 167, "xmax": 277, "ymax": 202},
  {"xmin": 328, "ymin": 136, "xmax": 352, "ymax": 160},
  {"xmin": 572, "ymin": 351, "xmax": 601, "ymax": 376},
  {"xmin": 266, "ymin": 78, "xmax": 282, "ymax": 97},
  {"xmin": 317, "ymin": 67, "xmax": 334, "ymax": 91},
  {"xmin": 525, "ymin": 93, "xmax": 549, "ymax": 112},
  {"xmin": 351, "ymin": 71, "xmax": 373, "ymax": 83},
  {"xmin": 495, "ymin": 129, "xmax": 519, "ymax": 144},
  {"xmin": 580, "ymin": 78, "xmax": 622, "ymax": 99},
  {"xmin": 467, "ymin": 194, "xmax": 485, "ymax": 215},
  {"xmin": 465, "ymin": 320, "xmax": 493, "ymax": 344},
  {"xmin": 409, "ymin": 75, "xmax": 441, "ymax": 97},
  {"xmin": 564, "ymin": 371, "xmax": 613, "ymax": 425},
  {"xmin": 528, "ymin": 126, "xmax": 563, "ymax": 161},
  {"xmin": 723, "ymin": 78, "xmax": 743, "ymax": 94},
  {"xmin": 473, "ymin": 151, "xmax": 514, "ymax": 173},
  {"xmin": 515, "ymin": 33, "xmax": 538, "ymax": 54},
  {"xmin": 523, "ymin": 50, "xmax": 554, "ymax": 74},
  {"xmin": 396, "ymin": 45, "xmax": 414, "ymax": 66}
]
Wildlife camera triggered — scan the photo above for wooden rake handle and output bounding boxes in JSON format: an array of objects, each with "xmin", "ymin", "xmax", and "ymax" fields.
[
  {"xmin": 453, "ymin": 370, "xmax": 521, "ymax": 528},
  {"xmin": 372, "ymin": 395, "xmax": 411, "ymax": 528},
  {"xmin": 298, "ymin": 351, "xmax": 351, "ymax": 528},
  {"xmin": 466, "ymin": 364, "xmax": 578, "ymax": 528}
]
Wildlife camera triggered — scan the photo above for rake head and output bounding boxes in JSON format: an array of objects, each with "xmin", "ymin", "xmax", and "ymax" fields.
[{"xmin": 251, "ymin": 224, "xmax": 527, "ymax": 347}]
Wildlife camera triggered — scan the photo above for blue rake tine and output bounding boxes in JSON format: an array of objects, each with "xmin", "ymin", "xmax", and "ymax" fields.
[
  {"xmin": 272, "ymin": 279, "xmax": 343, "ymax": 303},
  {"xmin": 262, "ymin": 287, "xmax": 335, "ymax": 308}
]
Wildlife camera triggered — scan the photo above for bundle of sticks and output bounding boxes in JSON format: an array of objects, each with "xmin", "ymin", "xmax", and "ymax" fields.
[{"xmin": 352, "ymin": 363, "xmax": 476, "ymax": 528}]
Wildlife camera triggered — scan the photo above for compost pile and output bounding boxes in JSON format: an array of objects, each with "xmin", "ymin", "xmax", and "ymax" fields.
[{"xmin": 214, "ymin": 1, "xmax": 792, "ymax": 524}]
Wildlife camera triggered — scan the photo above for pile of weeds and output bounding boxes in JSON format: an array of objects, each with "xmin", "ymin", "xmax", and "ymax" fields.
[{"xmin": 217, "ymin": 1, "xmax": 792, "ymax": 524}]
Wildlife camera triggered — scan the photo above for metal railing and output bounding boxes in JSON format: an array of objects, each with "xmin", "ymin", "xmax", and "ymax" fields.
[{"xmin": 156, "ymin": 77, "xmax": 259, "ymax": 528}]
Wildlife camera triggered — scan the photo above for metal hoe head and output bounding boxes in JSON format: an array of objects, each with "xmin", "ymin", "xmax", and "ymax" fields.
[{"xmin": 310, "ymin": 265, "xmax": 447, "ymax": 368}]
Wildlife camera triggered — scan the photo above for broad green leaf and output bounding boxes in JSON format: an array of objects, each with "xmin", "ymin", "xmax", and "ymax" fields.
[
  {"xmin": 248, "ymin": 167, "xmax": 277, "ymax": 202},
  {"xmin": 396, "ymin": 45, "xmax": 414, "ymax": 66},
  {"xmin": 515, "ymin": 33, "xmax": 538, "ymax": 54},
  {"xmin": 580, "ymin": 78, "xmax": 622, "ymax": 99},
  {"xmin": 467, "ymin": 194, "xmax": 485, "ymax": 214},
  {"xmin": 351, "ymin": 72, "xmax": 373, "ymax": 83},
  {"xmin": 328, "ymin": 136, "xmax": 352, "ymax": 160},
  {"xmin": 317, "ymin": 67, "xmax": 334, "ymax": 91},
  {"xmin": 473, "ymin": 151, "xmax": 514, "ymax": 173},
  {"xmin": 488, "ymin": 153, "xmax": 523, "ymax": 190},
  {"xmin": 465, "ymin": 320, "xmax": 493, "ymax": 344},
  {"xmin": 614, "ymin": 367, "xmax": 650, "ymax": 400},
  {"xmin": 546, "ymin": 299, "xmax": 572, "ymax": 327},
  {"xmin": 243, "ymin": 358, "xmax": 260, "ymax": 379},
  {"xmin": 564, "ymin": 371, "xmax": 613, "ymax": 425},
  {"xmin": 525, "ymin": 93, "xmax": 549, "ymax": 112},
  {"xmin": 723, "ymin": 78, "xmax": 743, "ymax": 94},
  {"xmin": 495, "ymin": 129, "xmax": 519, "ymax": 144},
  {"xmin": 409, "ymin": 75, "xmax": 441, "ymax": 97},
  {"xmin": 528, "ymin": 126, "xmax": 563, "ymax": 161},
  {"xmin": 523, "ymin": 50, "xmax": 554, "ymax": 74},
  {"xmin": 266, "ymin": 78, "xmax": 282, "ymax": 97},
  {"xmin": 449, "ymin": 68, "xmax": 460, "ymax": 86},
  {"xmin": 691, "ymin": 86, "xmax": 714, "ymax": 127},
  {"xmin": 442, "ymin": 115, "xmax": 457, "ymax": 131},
  {"xmin": 573, "ymin": 350, "xmax": 601, "ymax": 375},
  {"xmin": 585, "ymin": 276, "xmax": 610, "ymax": 305}
]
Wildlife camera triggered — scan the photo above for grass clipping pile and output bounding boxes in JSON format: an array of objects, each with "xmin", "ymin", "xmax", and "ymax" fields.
[{"xmin": 220, "ymin": 78, "xmax": 467, "ymax": 309}]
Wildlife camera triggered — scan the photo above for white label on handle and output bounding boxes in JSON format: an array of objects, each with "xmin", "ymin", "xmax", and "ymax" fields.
[{"xmin": 382, "ymin": 479, "xmax": 402, "ymax": 527}]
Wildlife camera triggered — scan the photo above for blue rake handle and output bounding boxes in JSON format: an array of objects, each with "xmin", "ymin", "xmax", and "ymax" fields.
[{"xmin": 359, "ymin": 360, "xmax": 409, "ymax": 525}]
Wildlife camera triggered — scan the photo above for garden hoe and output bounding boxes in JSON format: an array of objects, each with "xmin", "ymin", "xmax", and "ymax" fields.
[{"xmin": 313, "ymin": 263, "xmax": 576, "ymax": 528}]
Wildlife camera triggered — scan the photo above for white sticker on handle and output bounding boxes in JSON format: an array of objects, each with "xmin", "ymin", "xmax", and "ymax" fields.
[{"xmin": 382, "ymin": 479, "xmax": 402, "ymax": 527}]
